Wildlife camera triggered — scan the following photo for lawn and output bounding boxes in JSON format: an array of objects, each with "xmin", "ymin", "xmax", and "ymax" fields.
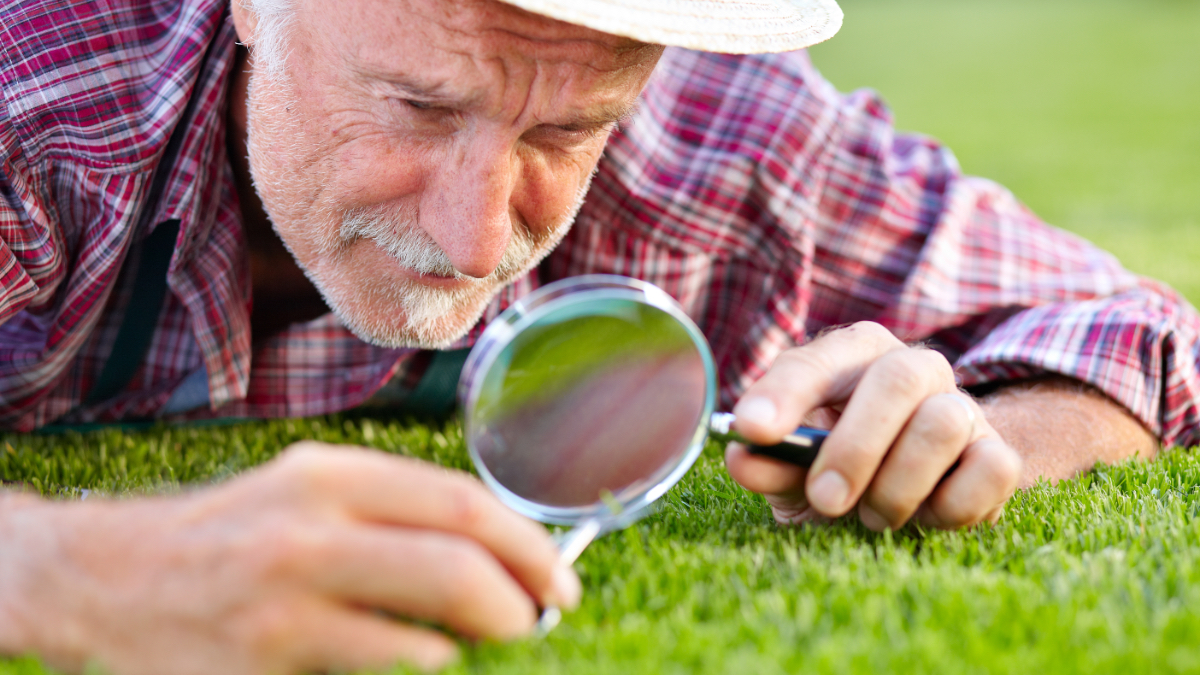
[{"xmin": 3, "ymin": 0, "xmax": 1200, "ymax": 673}]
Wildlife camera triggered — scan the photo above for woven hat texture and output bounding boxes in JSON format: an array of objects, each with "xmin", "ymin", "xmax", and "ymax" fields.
[{"xmin": 496, "ymin": 0, "xmax": 843, "ymax": 54}]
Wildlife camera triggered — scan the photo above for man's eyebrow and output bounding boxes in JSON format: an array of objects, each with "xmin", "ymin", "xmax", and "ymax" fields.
[
  {"xmin": 554, "ymin": 99, "xmax": 642, "ymax": 130},
  {"xmin": 371, "ymin": 75, "xmax": 459, "ymax": 102},
  {"xmin": 362, "ymin": 68, "xmax": 641, "ymax": 128}
]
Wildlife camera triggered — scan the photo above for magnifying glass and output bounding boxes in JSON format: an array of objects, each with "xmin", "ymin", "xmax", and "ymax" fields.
[{"xmin": 457, "ymin": 275, "xmax": 827, "ymax": 630}]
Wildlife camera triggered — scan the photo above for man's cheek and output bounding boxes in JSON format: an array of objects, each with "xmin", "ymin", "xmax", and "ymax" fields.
[
  {"xmin": 513, "ymin": 167, "xmax": 594, "ymax": 235},
  {"xmin": 325, "ymin": 145, "xmax": 431, "ymax": 213}
]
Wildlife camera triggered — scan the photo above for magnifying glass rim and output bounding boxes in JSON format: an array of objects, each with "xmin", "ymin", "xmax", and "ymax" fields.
[{"xmin": 458, "ymin": 274, "xmax": 717, "ymax": 527}]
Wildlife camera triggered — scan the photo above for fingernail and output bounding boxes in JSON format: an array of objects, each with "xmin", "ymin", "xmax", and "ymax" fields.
[
  {"xmin": 551, "ymin": 565, "xmax": 582, "ymax": 610},
  {"xmin": 858, "ymin": 503, "xmax": 890, "ymax": 531},
  {"xmin": 772, "ymin": 505, "xmax": 828, "ymax": 526},
  {"xmin": 734, "ymin": 397, "xmax": 777, "ymax": 428},
  {"xmin": 770, "ymin": 504, "xmax": 808, "ymax": 524},
  {"xmin": 807, "ymin": 471, "xmax": 850, "ymax": 513}
]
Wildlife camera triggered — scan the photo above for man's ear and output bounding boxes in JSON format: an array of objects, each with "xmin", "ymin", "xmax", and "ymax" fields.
[{"xmin": 230, "ymin": 0, "xmax": 259, "ymax": 47}]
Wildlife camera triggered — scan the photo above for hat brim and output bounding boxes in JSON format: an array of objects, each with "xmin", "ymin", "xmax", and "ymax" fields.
[{"xmin": 495, "ymin": 0, "xmax": 843, "ymax": 54}]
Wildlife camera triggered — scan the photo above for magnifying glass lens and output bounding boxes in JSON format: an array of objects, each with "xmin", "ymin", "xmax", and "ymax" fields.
[{"xmin": 470, "ymin": 300, "xmax": 707, "ymax": 510}]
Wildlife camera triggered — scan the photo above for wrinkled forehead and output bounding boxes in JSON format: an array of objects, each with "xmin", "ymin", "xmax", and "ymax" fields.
[{"xmin": 295, "ymin": 0, "xmax": 660, "ymax": 78}]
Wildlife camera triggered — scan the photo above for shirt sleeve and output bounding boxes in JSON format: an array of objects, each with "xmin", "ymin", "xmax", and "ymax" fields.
[
  {"xmin": 1, "ymin": 121, "xmax": 36, "ymax": 324},
  {"xmin": 802, "ymin": 69, "xmax": 1200, "ymax": 448},
  {"xmin": 0, "ymin": 103, "xmax": 61, "ymax": 326}
]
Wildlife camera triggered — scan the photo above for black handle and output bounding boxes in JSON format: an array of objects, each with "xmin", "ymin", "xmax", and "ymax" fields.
[
  {"xmin": 746, "ymin": 426, "xmax": 828, "ymax": 468},
  {"xmin": 744, "ymin": 426, "xmax": 961, "ymax": 481}
]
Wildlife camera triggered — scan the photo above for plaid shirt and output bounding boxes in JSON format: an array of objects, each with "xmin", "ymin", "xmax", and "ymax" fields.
[{"xmin": 3, "ymin": 0, "xmax": 1199, "ymax": 445}]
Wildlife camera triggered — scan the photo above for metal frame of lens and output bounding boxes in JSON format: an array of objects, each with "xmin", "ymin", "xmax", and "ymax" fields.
[{"xmin": 458, "ymin": 275, "xmax": 717, "ymax": 528}]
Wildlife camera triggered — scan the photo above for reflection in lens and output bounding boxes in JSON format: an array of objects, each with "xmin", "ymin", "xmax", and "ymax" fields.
[{"xmin": 469, "ymin": 300, "xmax": 707, "ymax": 509}]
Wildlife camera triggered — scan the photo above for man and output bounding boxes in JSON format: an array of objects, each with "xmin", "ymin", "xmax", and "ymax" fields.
[{"xmin": 1, "ymin": 0, "xmax": 1196, "ymax": 672}]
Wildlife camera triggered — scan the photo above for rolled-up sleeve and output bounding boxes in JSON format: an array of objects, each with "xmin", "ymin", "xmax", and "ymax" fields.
[
  {"xmin": 806, "ymin": 79, "xmax": 1200, "ymax": 448},
  {"xmin": 956, "ymin": 283, "xmax": 1200, "ymax": 448}
]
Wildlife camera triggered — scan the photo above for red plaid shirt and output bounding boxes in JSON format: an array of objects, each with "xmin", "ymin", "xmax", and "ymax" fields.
[{"xmin": 4, "ymin": 0, "xmax": 1200, "ymax": 444}]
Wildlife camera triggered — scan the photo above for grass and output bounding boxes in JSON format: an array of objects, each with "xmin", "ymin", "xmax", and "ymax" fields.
[
  {"xmin": 4, "ymin": 0, "xmax": 1200, "ymax": 673},
  {"xmin": 5, "ymin": 418, "xmax": 1200, "ymax": 673}
]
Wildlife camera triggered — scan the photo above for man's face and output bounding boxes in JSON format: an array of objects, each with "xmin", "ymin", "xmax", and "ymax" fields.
[{"xmin": 236, "ymin": 0, "xmax": 662, "ymax": 347}]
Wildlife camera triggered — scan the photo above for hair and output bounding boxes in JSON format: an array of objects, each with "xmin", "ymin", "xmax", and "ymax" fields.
[{"xmin": 238, "ymin": 0, "xmax": 296, "ymax": 76}]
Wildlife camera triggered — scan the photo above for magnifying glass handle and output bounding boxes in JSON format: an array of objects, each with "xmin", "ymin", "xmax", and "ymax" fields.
[
  {"xmin": 708, "ymin": 412, "xmax": 828, "ymax": 468},
  {"xmin": 746, "ymin": 427, "xmax": 827, "ymax": 468},
  {"xmin": 554, "ymin": 518, "xmax": 602, "ymax": 567},
  {"xmin": 537, "ymin": 518, "xmax": 603, "ymax": 634}
]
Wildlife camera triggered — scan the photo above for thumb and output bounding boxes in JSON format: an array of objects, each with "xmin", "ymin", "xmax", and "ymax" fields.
[{"xmin": 724, "ymin": 444, "xmax": 818, "ymax": 524}]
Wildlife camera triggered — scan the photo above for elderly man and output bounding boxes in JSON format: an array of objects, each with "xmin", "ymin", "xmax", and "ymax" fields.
[{"xmin": 1, "ymin": 0, "xmax": 1197, "ymax": 671}]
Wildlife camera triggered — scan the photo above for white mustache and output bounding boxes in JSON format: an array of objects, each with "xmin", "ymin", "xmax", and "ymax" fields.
[{"xmin": 338, "ymin": 210, "xmax": 534, "ymax": 281}]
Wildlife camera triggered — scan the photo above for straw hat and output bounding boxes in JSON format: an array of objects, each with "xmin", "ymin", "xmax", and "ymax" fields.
[{"xmin": 496, "ymin": 0, "xmax": 843, "ymax": 54}]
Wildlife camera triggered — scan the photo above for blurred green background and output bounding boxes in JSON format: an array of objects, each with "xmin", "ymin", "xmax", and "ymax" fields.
[
  {"xmin": 3, "ymin": 3, "xmax": 1200, "ymax": 674},
  {"xmin": 810, "ymin": 0, "xmax": 1200, "ymax": 303}
]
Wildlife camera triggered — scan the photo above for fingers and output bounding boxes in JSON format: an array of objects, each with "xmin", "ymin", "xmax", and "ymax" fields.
[
  {"xmin": 269, "ymin": 444, "xmax": 579, "ymax": 610},
  {"xmin": 857, "ymin": 392, "xmax": 979, "ymax": 530},
  {"xmin": 724, "ymin": 444, "xmax": 817, "ymax": 524},
  {"xmin": 724, "ymin": 443, "xmax": 807, "ymax": 495},
  {"xmin": 918, "ymin": 435, "xmax": 1022, "ymax": 529},
  {"xmin": 727, "ymin": 321, "xmax": 1018, "ymax": 532},
  {"xmin": 732, "ymin": 322, "xmax": 905, "ymax": 443},
  {"xmin": 312, "ymin": 525, "xmax": 542, "ymax": 640},
  {"xmin": 295, "ymin": 600, "xmax": 459, "ymax": 674},
  {"xmin": 805, "ymin": 347, "xmax": 957, "ymax": 517}
]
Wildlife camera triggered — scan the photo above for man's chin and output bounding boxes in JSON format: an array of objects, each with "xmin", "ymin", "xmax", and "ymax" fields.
[
  {"xmin": 335, "ymin": 314, "xmax": 472, "ymax": 349},
  {"xmin": 328, "ymin": 289, "xmax": 494, "ymax": 350}
]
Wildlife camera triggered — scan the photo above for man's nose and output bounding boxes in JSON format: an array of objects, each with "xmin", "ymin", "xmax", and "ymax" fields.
[{"xmin": 420, "ymin": 141, "xmax": 517, "ymax": 279}]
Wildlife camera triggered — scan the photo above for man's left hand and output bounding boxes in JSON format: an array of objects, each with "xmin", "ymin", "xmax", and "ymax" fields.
[{"xmin": 725, "ymin": 321, "xmax": 1022, "ymax": 531}]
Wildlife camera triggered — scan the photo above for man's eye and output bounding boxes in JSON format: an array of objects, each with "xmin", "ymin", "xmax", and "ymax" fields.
[
  {"xmin": 576, "ymin": 126, "xmax": 607, "ymax": 139},
  {"xmin": 403, "ymin": 99, "xmax": 434, "ymax": 110},
  {"xmin": 560, "ymin": 124, "xmax": 613, "ymax": 142}
]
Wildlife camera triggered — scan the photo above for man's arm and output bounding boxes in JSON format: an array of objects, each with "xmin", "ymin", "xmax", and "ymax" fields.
[
  {"xmin": 725, "ymin": 327, "xmax": 1159, "ymax": 531},
  {"xmin": 0, "ymin": 445, "xmax": 581, "ymax": 675},
  {"xmin": 979, "ymin": 376, "xmax": 1157, "ymax": 487},
  {"xmin": 706, "ymin": 52, "xmax": 1195, "ymax": 527}
]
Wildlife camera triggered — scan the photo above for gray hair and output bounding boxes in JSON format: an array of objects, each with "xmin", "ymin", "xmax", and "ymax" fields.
[{"xmin": 237, "ymin": 0, "xmax": 295, "ymax": 76}]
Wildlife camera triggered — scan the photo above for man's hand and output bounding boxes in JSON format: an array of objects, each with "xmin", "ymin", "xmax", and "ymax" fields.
[
  {"xmin": 0, "ymin": 443, "xmax": 581, "ymax": 675},
  {"xmin": 725, "ymin": 322, "xmax": 1022, "ymax": 531}
]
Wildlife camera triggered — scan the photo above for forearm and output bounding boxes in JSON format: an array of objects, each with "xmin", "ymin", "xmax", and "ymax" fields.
[
  {"xmin": 0, "ymin": 492, "xmax": 67, "ymax": 664},
  {"xmin": 0, "ymin": 494, "xmax": 138, "ymax": 673},
  {"xmin": 977, "ymin": 376, "xmax": 1158, "ymax": 488}
]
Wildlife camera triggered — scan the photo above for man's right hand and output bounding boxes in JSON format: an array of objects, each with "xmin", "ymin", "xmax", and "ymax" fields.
[{"xmin": 0, "ymin": 442, "xmax": 581, "ymax": 675}]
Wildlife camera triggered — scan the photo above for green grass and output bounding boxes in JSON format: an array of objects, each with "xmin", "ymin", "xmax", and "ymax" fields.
[
  {"xmin": 5, "ymin": 418, "xmax": 1200, "ymax": 673},
  {"xmin": 5, "ymin": 0, "xmax": 1200, "ymax": 673}
]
